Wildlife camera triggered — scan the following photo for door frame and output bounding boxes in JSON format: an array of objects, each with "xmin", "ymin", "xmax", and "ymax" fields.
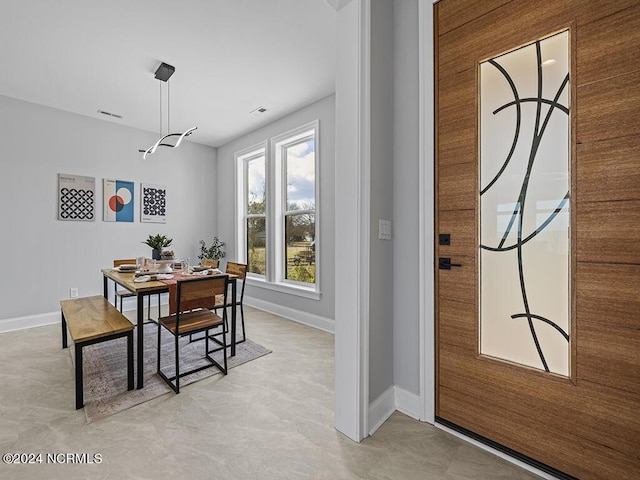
[{"xmin": 418, "ymin": 0, "xmax": 437, "ymax": 425}]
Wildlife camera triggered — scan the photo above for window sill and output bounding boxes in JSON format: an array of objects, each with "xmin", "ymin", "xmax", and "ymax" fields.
[{"xmin": 246, "ymin": 277, "xmax": 321, "ymax": 300}]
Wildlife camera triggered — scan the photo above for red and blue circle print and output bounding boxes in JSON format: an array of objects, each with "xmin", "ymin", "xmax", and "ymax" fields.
[{"xmin": 104, "ymin": 179, "xmax": 134, "ymax": 222}]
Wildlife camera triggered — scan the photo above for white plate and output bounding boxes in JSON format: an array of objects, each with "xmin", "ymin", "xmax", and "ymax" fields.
[{"xmin": 115, "ymin": 265, "xmax": 137, "ymax": 272}]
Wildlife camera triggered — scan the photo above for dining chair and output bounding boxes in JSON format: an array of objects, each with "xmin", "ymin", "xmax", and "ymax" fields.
[
  {"xmin": 201, "ymin": 258, "xmax": 219, "ymax": 269},
  {"xmin": 185, "ymin": 256, "xmax": 218, "ymax": 345},
  {"xmin": 216, "ymin": 261, "xmax": 248, "ymax": 344},
  {"xmin": 157, "ymin": 275, "xmax": 228, "ymax": 393},
  {"xmin": 113, "ymin": 258, "xmax": 161, "ymax": 321},
  {"xmin": 188, "ymin": 262, "xmax": 247, "ymax": 348},
  {"xmin": 113, "ymin": 259, "xmax": 137, "ymax": 312}
]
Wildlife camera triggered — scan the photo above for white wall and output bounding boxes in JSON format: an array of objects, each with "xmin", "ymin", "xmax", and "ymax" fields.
[
  {"xmin": 392, "ymin": 0, "xmax": 421, "ymax": 396},
  {"xmin": 0, "ymin": 95, "xmax": 217, "ymax": 326},
  {"xmin": 366, "ymin": 0, "xmax": 430, "ymax": 428},
  {"xmin": 334, "ymin": 0, "xmax": 368, "ymax": 441},
  {"xmin": 334, "ymin": 0, "xmax": 426, "ymax": 439},
  {"xmin": 215, "ymin": 95, "xmax": 335, "ymax": 322},
  {"xmin": 369, "ymin": 0, "xmax": 395, "ymax": 402}
]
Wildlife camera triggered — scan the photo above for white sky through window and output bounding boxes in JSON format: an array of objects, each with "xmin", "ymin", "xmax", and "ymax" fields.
[
  {"xmin": 247, "ymin": 156, "xmax": 265, "ymax": 208},
  {"xmin": 286, "ymin": 139, "xmax": 315, "ymax": 209}
]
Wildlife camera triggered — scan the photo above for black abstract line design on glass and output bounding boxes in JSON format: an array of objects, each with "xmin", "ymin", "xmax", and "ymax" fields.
[
  {"xmin": 510, "ymin": 314, "xmax": 570, "ymax": 341},
  {"xmin": 481, "ymin": 39, "xmax": 570, "ymax": 372},
  {"xmin": 481, "ymin": 194, "xmax": 569, "ymax": 252}
]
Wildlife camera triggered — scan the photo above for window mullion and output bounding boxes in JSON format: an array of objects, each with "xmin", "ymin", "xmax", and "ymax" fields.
[{"xmin": 271, "ymin": 138, "xmax": 284, "ymax": 283}]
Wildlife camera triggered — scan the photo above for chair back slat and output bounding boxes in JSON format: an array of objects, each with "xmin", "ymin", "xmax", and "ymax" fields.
[
  {"xmin": 176, "ymin": 276, "xmax": 228, "ymax": 314},
  {"xmin": 225, "ymin": 262, "xmax": 247, "ymax": 280},
  {"xmin": 225, "ymin": 262, "xmax": 247, "ymax": 303},
  {"xmin": 114, "ymin": 258, "xmax": 136, "ymax": 267}
]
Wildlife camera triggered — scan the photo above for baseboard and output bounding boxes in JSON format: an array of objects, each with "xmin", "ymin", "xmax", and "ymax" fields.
[
  {"xmin": 244, "ymin": 296, "xmax": 335, "ymax": 334},
  {"xmin": 394, "ymin": 386, "xmax": 422, "ymax": 421},
  {"xmin": 0, "ymin": 295, "xmax": 326, "ymax": 336},
  {"xmin": 368, "ymin": 385, "xmax": 396, "ymax": 435},
  {"xmin": 368, "ymin": 385, "xmax": 422, "ymax": 435},
  {"xmin": 0, "ymin": 311, "xmax": 59, "ymax": 333},
  {"xmin": 0, "ymin": 293, "xmax": 168, "ymax": 334}
]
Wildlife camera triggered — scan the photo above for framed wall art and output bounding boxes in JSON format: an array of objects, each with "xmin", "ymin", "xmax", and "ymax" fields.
[
  {"xmin": 141, "ymin": 183, "xmax": 167, "ymax": 223},
  {"xmin": 103, "ymin": 179, "xmax": 134, "ymax": 222},
  {"xmin": 58, "ymin": 173, "xmax": 95, "ymax": 221}
]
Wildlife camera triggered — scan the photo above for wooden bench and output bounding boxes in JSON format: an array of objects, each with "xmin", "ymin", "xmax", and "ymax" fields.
[{"xmin": 60, "ymin": 295, "xmax": 134, "ymax": 409}]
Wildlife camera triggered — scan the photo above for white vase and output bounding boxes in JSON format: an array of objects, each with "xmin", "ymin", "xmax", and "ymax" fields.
[{"xmin": 158, "ymin": 261, "xmax": 173, "ymax": 273}]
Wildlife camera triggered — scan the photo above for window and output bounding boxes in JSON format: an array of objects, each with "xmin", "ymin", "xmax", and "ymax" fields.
[
  {"xmin": 236, "ymin": 121, "xmax": 319, "ymax": 298},
  {"xmin": 245, "ymin": 153, "xmax": 266, "ymax": 275},
  {"xmin": 236, "ymin": 146, "xmax": 267, "ymax": 276},
  {"xmin": 282, "ymin": 134, "xmax": 316, "ymax": 284}
]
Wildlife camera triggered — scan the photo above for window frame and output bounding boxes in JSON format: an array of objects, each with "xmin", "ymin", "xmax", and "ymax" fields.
[
  {"xmin": 235, "ymin": 121, "xmax": 320, "ymax": 300},
  {"xmin": 235, "ymin": 143, "xmax": 267, "ymax": 279},
  {"xmin": 275, "ymin": 127, "xmax": 318, "ymax": 288}
]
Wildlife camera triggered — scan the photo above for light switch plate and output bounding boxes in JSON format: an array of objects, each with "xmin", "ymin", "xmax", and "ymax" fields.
[{"xmin": 378, "ymin": 219, "xmax": 392, "ymax": 240}]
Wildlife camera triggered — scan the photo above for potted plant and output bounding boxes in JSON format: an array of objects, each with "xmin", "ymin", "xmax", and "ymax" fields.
[
  {"xmin": 143, "ymin": 234, "xmax": 173, "ymax": 260},
  {"xmin": 198, "ymin": 237, "xmax": 225, "ymax": 262}
]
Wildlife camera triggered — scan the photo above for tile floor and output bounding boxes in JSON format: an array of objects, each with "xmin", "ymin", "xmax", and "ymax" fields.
[{"xmin": 0, "ymin": 306, "xmax": 542, "ymax": 479}]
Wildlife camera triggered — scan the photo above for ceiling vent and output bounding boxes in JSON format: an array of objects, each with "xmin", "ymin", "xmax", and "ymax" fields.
[{"xmin": 250, "ymin": 106, "xmax": 268, "ymax": 117}]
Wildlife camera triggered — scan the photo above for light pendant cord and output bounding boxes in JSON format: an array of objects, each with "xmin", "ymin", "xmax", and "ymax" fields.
[{"xmin": 159, "ymin": 81, "xmax": 163, "ymax": 136}]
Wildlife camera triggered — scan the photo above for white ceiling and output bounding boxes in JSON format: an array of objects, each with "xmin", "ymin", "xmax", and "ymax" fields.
[{"xmin": 0, "ymin": 0, "xmax": 337, "ymax": 147}]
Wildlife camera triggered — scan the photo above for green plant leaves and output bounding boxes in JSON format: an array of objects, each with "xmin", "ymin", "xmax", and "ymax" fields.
[
  {"xmin": 198, "ymin": 236, "xmax": 225, "ymax": 261},
  {"xmin": 143, "ymin": 234, "xmax": 173, "ymax": 249}
]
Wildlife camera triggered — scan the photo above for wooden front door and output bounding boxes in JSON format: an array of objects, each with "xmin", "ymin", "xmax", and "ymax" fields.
[{"xmin": 434, "ymin": 1, "xmax": 640, "ymax": 479}]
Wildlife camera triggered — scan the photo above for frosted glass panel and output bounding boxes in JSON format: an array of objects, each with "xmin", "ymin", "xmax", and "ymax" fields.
[{"xmin": 479, "ymin": 31, "xmax": 570, "ymax": 376}]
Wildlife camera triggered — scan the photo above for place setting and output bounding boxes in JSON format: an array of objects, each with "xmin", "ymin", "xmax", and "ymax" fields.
[{"xmin": 123, "ymin": 256, "xmax": 225, "ymax": 283}]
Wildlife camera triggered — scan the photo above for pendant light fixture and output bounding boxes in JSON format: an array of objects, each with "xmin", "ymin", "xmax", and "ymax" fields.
[{"xmin": 140, "ymin": 62, "xmax": 197, "ymax": 159}]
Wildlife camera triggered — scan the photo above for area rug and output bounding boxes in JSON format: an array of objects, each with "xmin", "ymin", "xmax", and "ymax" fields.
[{"xmin": 69, "ymin": 328, "xmax": 271, "ymax": 423}]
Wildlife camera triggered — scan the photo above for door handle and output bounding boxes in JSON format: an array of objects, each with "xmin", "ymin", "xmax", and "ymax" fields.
[{"xmin": 439, "ymin": 257, "xmax": 462, "ymax": 270}]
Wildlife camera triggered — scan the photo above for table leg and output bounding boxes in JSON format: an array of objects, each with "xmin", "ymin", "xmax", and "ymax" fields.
[
  {"xmin": 61, "ymin": 309, "xmax": 68, "ymax": 349},
  {"xmin": 75, "ymin": 343, "xmax": 83, "ymax": 410},
  {"xmin": 127, "ymin": 331, "xmax": 134, "ymax": 391},
  {"xmin": 231, "ymin": 279, "xmax": 237, "ymax": 357},
  {"xmin": 103, "ymin": 275, "xmax": 108, "ymax": 299},
  {"xmin": 136, "ymin": 294, "xmax": 145, "ymax": 389}
]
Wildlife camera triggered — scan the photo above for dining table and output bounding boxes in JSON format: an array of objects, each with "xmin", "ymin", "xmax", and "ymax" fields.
[{"xmin": 102, "ymin": 268, "xmax": 238, "ymax": 389}]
